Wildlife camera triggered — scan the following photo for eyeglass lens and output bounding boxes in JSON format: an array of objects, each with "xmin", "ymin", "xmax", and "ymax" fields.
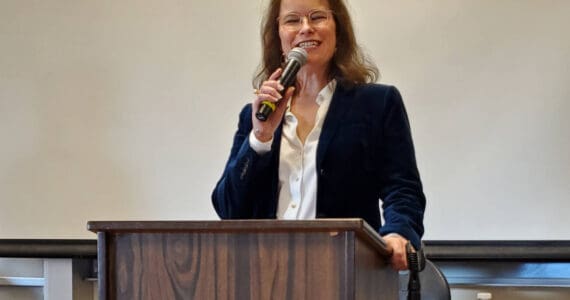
[{"xmin": 280, "ymin": 10, "xmax": 330, "ymax": 29}]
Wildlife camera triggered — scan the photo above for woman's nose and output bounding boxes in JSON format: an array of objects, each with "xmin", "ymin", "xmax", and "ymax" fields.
[{"xmin": 298, "ymin": 18, "xmax": 315, "ymax": 34}]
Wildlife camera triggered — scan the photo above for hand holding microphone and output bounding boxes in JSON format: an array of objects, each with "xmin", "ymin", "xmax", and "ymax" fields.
[
  {"xmin": 251, "ymin": 47, "xmax": 307, "ymax": 142},
  {"xmin": 255, "ymin": 47, "xmax": 308, "ymax": 121}
]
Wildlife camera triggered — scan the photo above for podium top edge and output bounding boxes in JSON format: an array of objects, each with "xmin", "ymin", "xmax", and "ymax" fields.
[
  {"xmin": 88, "ymin": 218, "xmax": 369, "ymax": 233},
  {"xmin": 87, "ymin": 219, "xmax": 390, "ymax": 256}
]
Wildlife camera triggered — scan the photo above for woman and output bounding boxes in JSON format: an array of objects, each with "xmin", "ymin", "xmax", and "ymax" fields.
[{"xmin": 212, "ymin": 0, "xmax": 425, "ymax": 271}]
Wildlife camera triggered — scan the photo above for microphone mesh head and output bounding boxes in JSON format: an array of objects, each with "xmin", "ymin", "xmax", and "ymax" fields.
[{"xmin": 287, "ymin": 47, "xmax": 308, "ymax": 66}]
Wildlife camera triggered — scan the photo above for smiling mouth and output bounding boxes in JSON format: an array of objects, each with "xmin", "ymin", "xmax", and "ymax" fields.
[{"xmin": 297, "ymin": 40, "xmax": 320, "ymax": 49}]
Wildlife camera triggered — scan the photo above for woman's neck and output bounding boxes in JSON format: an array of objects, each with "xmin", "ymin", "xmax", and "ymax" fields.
[{"xmin": 294, "ymin": 66, "xmax": 330, "ymax": 101}]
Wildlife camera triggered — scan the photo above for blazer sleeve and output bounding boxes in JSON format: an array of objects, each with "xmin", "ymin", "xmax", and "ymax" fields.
[
  {"xmin": 377, "ymin": 86, "xmax": 426, "ymax": 249},
  {"xmin": 211, "ymin": 104, "xmax": 274, "ymax": 219}
]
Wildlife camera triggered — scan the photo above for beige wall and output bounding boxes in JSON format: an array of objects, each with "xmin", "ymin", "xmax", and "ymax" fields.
[{"xmin": 1, "ymin": 0, "xmax": 569, "ymax": 240}]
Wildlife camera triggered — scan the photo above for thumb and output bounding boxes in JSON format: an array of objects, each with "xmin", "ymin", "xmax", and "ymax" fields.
[{"xmin": 283, "ymin": 86, "xmax": 295, "ymax": 102}]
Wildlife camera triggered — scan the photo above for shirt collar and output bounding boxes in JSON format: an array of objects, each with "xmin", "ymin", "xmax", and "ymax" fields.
[{"xmin": 316, "ymin": 79, "xmax": 337, "ymax": 106}]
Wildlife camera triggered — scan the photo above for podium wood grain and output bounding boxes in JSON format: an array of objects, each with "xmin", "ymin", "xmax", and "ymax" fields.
[{"xmin": 89, "ymin": 219, "xmax": 398, "ymax": 300}]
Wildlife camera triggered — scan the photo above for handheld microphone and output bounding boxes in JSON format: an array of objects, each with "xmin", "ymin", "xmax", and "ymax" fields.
[{"xmin": 255, "ymin": 47, "xmax": 308, "ymax": 121}]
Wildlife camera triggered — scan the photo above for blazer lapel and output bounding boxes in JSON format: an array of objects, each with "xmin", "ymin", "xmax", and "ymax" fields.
[{"xmin": 316, "ymin": 82, "xmax": 354, "ymax": 169}]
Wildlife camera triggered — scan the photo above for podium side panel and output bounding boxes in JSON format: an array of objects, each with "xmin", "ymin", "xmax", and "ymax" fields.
[{"xmin": 355, "ymin": 238, "xmax": 398, "ymax": 299}]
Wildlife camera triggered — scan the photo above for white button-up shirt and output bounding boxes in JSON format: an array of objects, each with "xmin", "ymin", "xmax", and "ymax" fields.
[{"xmin": 249, "ymin": 80, "xmax": 337, "ymax": 220}]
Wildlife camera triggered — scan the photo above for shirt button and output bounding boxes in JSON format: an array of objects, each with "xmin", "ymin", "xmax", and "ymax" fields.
[{"xmin": 291, "ymin": 203, "xmax": 297, "ymax": 208}]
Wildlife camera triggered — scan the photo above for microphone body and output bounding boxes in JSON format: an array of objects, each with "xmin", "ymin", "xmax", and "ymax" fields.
[{"xmin": 256, "ymin": 47, "xmax": 308, "ymax": 121}]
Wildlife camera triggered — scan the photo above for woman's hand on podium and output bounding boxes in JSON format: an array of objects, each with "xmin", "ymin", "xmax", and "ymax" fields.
[{"xmin": 383, "ymin": 234, "xmax": 410, "ymax": 271}]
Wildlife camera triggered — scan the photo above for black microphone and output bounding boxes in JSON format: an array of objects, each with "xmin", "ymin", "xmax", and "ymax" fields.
[
  {"xmin": 255, "ymin": 47, "xmax": 308, "ymax": 121},
  {"xmin": 406, "ymin": 241, "xmax": 426, "ymax": 300}
]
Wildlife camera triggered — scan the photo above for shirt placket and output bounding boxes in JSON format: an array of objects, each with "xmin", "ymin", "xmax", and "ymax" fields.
[{"xmin": 284, "ymin": 114, "xmax": 303, "ymax": 218}]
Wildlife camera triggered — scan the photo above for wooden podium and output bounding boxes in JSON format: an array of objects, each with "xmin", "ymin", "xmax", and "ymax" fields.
[{"xmin": 88, "ymin": 219, "xmax": 398, "ymax": 300}]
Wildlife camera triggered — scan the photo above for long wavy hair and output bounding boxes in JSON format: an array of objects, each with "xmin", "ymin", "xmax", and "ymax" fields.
[{"xmin": 253, "ymin": 0, "xmax": 379, "ymax": 88}]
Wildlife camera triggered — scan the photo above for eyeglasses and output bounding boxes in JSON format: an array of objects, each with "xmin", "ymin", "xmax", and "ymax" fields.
[{"xmin": 278, "ymin": 10, "xmax": 333, "ymax": 31}]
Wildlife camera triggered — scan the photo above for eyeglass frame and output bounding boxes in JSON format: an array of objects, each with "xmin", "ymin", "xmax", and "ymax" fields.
[{"xmin": 277, "ymin": 9, "xmax": 334, "ymax": 31}]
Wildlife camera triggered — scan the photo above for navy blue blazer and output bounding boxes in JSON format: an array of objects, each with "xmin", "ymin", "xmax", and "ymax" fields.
[{"xmin": 212, "ymin": 82, "xmax": 426, "ymax": 248}]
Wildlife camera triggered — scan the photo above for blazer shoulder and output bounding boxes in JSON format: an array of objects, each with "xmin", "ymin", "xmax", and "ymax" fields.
[
  {"xmin": 353, "ymin": 83, "xmax": 401, "ymax": 99},
  {"xmin": 239, "ymin": 103, "xmax": 253, "ymax": 118},
  {"xmin": 237, "ymin": 103, "xmax": 254, "ymax": 130},
  {"xmin": 341, "ymin": 83, "xmax": 404, "ymax": 111}
]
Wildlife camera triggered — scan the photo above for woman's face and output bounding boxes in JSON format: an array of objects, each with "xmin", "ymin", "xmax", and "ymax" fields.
[{"xmin": 278, "ymin": 0, "xmax": 336, "ymax": 70}]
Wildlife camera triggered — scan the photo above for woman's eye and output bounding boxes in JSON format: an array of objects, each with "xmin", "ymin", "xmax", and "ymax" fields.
[
  {"xmin": 310, "ymin": 12, "xmax": 327, "ymax": 21},
  {"xmin": 283, "ymin": 16, "xmax": 300, "ymax": 24}
]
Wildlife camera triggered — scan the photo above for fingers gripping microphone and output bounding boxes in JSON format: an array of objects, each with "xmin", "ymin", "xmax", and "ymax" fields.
[{"xmin": 255, "ymin": 47, "xmax": 308, "ymax": 121}]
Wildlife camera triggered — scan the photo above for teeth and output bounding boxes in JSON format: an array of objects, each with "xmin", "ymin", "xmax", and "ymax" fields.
[{"xmin": 298, "ymin": 41, "xmax": 319, "ymax": 48}]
